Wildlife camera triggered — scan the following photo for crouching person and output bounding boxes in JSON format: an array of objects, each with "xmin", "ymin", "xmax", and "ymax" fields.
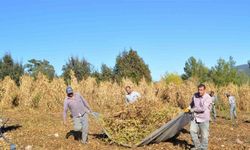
[{"xmin": 63, "ymin": 86, "xmax": 92, "ymax": 144}]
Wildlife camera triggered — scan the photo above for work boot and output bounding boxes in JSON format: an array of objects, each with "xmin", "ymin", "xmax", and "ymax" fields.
[
  {"xmin": 74, "ymin": 131, "xmax": 82, "ymax": 141},
  {"xmin": 65, "ymin": 130, "xmax": 74, "ymax": 139}
]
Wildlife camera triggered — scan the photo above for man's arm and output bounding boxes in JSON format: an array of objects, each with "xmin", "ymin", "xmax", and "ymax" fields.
[
  {"xmin": 212, "ymin": 96, "xmax": 217, "ymax": 105},
  {"xmin": 136, "ymin": 92, "xmax": 141, "ymax": 98},
  {"xmin": 184, "ymin": 96, "xmax": 194, "ymax": 112},
  {"xmin": 229, "ymin": 96, "xmax": 236, "ymax": 105},
  {"xmin": 63, "ymin": 100, "xmax": 68, "ymax": 124},
  {"xmin": 125, "ymin": 95, "xmax": 129, "ymax": 104},
  {"xmin": 190, "ymin": 96, "xmax": 194, "ymax": 109},
  {"xmin": 80, "ymin": 95, "xmax": 92, "ymax": 113},
  {"xmin": 215, "ymin": 96, "xmax": 218, "ymax": 103},
  {"xmin": 125, "ymin": 95, "xmax": 132, "ymax": 104}
]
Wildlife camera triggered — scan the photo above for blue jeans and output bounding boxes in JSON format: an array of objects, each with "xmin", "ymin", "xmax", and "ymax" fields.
[
  {"xmin": 230, "ymin": 104, "xmax": 237, "ymax": 120},
  {"xmin": 190, "ymin": 120, "xmax": 210, "ymax": 150},
  {"xmin": 73, "ymin": 114, "xmax": 88, "ymax": 144}
]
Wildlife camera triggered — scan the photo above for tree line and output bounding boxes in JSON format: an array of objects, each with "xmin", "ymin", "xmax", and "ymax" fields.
[
  {"xmin": 0, "ymin": 49, "xmax": 249, "ymax": 86},
  {"xmin": 181, "ymin": 56, "xmax": 250, "ymax": 86},
  {"xmin": 0, "ymin": 50, "xmax": 151, "ymax": 85}
]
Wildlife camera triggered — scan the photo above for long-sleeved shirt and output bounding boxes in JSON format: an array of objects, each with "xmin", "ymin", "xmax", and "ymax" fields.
[
  {"xmin": 228, "ymin": 96, "xmax": 236, "ymax": 105},
  {"xmin": 125, "ymin": 91, "xmax": 141, "ymax": 104},
  {"xmin": 211, "ymin": 96, "xmax": 217, "ymax": 105},
  {"xmin": 63, "ymin": 93, "xmax": 91, "ymax": 122},
  {"xmin": 190, "ymin": 93, "xmax": 212, "ymax": 123}
]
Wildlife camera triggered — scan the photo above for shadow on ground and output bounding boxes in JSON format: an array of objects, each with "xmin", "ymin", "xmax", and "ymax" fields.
[
  {"xmin": 165, "ymin": 128, "xmax": 193, "ymax": 150},
  {"xmin": 1, "ymin": 124, "xmax": 22, "ymax": 134},
  {"xmin": 90, "ymin": 133, "xmax": 108, "ymax": 139}
]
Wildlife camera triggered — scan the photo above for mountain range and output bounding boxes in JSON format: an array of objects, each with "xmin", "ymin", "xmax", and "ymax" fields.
[{"xmin": 236, "ymin": 64, "xmax": 250, "ymax": 75}]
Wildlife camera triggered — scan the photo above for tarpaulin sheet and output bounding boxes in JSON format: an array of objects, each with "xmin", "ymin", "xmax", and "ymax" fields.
[{"xmin": 136, "ymin": 112, "xmax": 192, "ymax": 147}]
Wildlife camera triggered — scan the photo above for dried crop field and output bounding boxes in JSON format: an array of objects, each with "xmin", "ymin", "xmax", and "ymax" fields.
[{"xmin": 0, "ymin": 73, "xmax": 250, "ymax": 149}]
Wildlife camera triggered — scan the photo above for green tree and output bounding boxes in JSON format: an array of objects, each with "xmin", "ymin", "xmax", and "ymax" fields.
[
  {"xmin": 162, "ymin": 73, "xmax": 183, "ymax": 85},
  {"xmin": 0, "ymin": 54, "xmax": 24, "ymax": 85},
  {"xmin": 62, "ymin": 56, "xmax": 91, "ymax": 83},
  {"xmin": 25, "ymin": 59, "xmax": 55, "ymax": 80},
  {"xmin": 182, "ymin": 56, "xmax": 209, "ymax": 82},
  {"xmin": 91, "ymin": 70, "xmax": 101, "ymax": 83},
  {"xmin": 92, "ymin": 64, "xmax": 113, "ymax": 83},
  {"xmin": 209, "ymin": 57, "xmax": 240, "ymax": 86},
  {"xmin": 248, "ymin": 60, "xmax": 250, "ymax": 69},
  {"xmin": 100, "ymin": 64, "xmax": 113, "ymax": 81},
  {"xmin": 113, "ymin": 49, "xmax": 152, "ymax": 84}
]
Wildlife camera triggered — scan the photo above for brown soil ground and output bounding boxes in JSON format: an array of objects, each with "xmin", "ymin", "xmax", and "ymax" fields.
[{"xmin": 0, "ymin": 108, "xmax": 249, "ymax": 150}]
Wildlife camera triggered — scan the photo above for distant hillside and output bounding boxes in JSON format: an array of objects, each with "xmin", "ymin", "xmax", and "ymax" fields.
[{"xmin": 236, "ymin": 64, "xmax": 250, "ymax": 75}]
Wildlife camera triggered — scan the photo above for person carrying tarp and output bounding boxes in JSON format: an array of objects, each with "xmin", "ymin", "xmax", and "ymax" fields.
[
  {"xmin": 185, "ymin": 84, "xmax": 212, "ymax": 150},
  {"xmin": 225, "ymin": 93, "xmax": 237, "ymax": 124},
  {"xmin": 209, "ymin": 91, "xmax": 217, "ymax": 122},
  {"xmin": 63, "ymin": 86, "xmax": 93, "ymax": 144},
  {"xmin": 125, "ymin": 86, "xmax": 141, "ymax": 104}
]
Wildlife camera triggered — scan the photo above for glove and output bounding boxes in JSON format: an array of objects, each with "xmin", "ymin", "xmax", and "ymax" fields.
[{"xmin": 184, "ymin": 107, "xmax": 191, "ymax": 113}]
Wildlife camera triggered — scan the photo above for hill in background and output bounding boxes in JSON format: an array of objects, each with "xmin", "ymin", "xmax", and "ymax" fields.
[{"xmin": 236, "ymin": 64, "xmax": 250, "ymax": 75}]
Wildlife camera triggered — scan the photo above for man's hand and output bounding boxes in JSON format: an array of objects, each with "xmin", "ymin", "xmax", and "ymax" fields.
[
  {"xmin": 184, "ymin": 107, "xmax": 191, "ymax": 113},
  {"xmin": 88, "ymin": 109, "xmax": 93, "ymax": 114}
]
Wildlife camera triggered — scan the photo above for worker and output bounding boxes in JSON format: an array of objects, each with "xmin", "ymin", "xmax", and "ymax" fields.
[
  {"xmin": 209, "ymin": 91, "xmax": 217, "ymax": 122},
  {"xmin": 63, "ymin": 86, "xmax": 92, "ymax": 144},
  {"xmin": 125, "ymin": 86, "xmax": 141, "ymax": 104},
  {"xmin": 226, "ymin": 93, "xmax": 237, "ymax": 124},
  {"xmin": 185, "ymin": 84, "xmax": 212, "ymax": 150}
]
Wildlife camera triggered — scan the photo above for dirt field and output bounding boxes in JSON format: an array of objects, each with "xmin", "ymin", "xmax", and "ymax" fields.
[{"xmin": 1, "ymin": 108, "xmax": 250, "ymax": 150}]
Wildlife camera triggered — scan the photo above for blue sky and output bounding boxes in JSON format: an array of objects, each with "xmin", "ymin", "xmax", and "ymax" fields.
[{"xmin": 0, "ymin": 0, "xmax": 250, "ymax": 80}]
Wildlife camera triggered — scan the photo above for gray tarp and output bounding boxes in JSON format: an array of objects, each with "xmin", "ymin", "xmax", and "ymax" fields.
[{"xmin": 136, "ymin": 112, "xmax": 192, "ymax": 147}]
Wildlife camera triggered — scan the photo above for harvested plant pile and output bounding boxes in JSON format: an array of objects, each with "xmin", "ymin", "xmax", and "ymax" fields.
[{"xmin": 100, "ymin": 100, "xmax": 181, "ymax": 145}]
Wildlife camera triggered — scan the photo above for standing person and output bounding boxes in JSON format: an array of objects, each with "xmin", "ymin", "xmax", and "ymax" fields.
[
  {"xmin": 185, "ymin": 84, "xmax": 212, "ymax": 150},
  {"xmin": 125, "ymin": 86, "xmax": 141, "ymax": 104},
  {"xmin": 63, "ymin": 86, "xmax": 92, "ymax": 144},
  {"xmin": 209, "ymin": 91, "xmax": 217, "ymax": 122},
  {"xmin": 226, "ymin": 93, "xmax": 237, "ymax": 123}
]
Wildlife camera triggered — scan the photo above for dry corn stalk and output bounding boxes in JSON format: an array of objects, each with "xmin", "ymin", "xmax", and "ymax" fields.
[{"xmin": 0, "ymin": 74, "xmax": 249, "ymax": 115}]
